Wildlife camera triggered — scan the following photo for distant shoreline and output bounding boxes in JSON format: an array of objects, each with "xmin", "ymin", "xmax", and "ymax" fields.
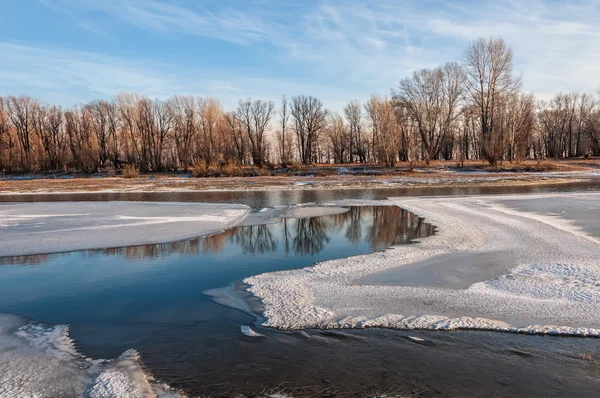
[{"xmin": 1, "ymin": 159, "xmax": 598, "ymax": 195}]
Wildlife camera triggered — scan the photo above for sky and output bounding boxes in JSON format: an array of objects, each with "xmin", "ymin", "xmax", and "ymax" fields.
[{"xmin": 1, "ymin": 0, "xmax": 599, "ymax": 110}]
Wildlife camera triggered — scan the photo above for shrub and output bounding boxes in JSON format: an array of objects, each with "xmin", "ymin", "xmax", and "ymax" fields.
[
  {"xmin": 530, "ymin": 161, "xmax": 558, "ymax": 172},
  {"xmin": 121, "ymin": 164, "xmax": 139, "ymax": 178},
  {"xmin": 221, "ymin": 163, "xmax": 244, "ymax": 177},
  {"xmin": 206, "ymin": 164, "xmax": 220, "ymax": 177},
  {"xmin": 190, "ymin": 162, "xmax": 207, "ymax": 177}
]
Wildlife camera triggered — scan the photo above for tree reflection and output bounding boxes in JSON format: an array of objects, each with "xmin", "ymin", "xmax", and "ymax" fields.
[
  {"xmin": 344, "ymin": 207, "xmax": 363, "ymax": 245},
  {"xmin": 366, "ymin": 206, "xmax": 436, "ymax": 251},
  {"xmin": 229, "ymin": 225, "xmax": 277, "ymax": 254},
  {"xmin": 0, "ymin": 206, "xmax": 435, "ymax": 265},
  {"xmin": 292, "ymin": 217, "xmax": 330, "ymax": 255}
]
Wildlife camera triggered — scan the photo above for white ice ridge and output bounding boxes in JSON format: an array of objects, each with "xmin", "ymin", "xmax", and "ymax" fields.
[
  {"xmin": 0, "ymin": 202, "xmax": 250, "ymax": 256},
  {"xmin": 244, "ymin": 193, "xmax": 600, "ymax": 337},
  {"xmin": 0, "ymin": 313, "xmax": 185, "ymax": 398}
]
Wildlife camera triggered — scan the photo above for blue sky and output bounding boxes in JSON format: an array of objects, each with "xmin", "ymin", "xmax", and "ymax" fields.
[{"xmin": 1, "ymin": 0, "xmax": 599, "ymax": 110}]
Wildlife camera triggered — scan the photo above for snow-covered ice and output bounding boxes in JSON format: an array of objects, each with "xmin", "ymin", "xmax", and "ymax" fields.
[
  {"xmin": 0, "ymin": 202, "xmax": 250, "ymax": 256},
  {"xmin": 0, "ymin": 313, "xmax": 184, "ymax": 398},
  {"xmin": 244, "ymin": 193, "xmax": 600, "ymax": 336}
]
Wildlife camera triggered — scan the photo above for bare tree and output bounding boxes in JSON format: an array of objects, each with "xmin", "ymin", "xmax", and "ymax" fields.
[
  {"xmin": 291, "ymin": 95, "xmax": 328, "ymax": 165},
  {"xmin": 236, "ymin": 99, "xmax": 275, "ymax": 167},
  {"xmin": 198, "ymin": 97, "xmax": 223, "ymax": 165},
  {"xmin": 168, "ymin": 96, "xmax": 197, "ymax": 171},
  {"xmin": 88, "ymin": 100, "xmax": 113, "ymax": 168},
  {"xmin": 33, "ymin": 104, "xmax": 65, "ymax": 170},
  {"xmin": 504, "ymin": 93, "xmax": 535, "ymax": 162},
  {"xmin": 0, "ymin": 97, "xmax": 11, "ymax": 171},
  {"xmin": 394, "ymin": 62, "xmax": 463, "ymax": 164},
  {"xmin": 325, "ymin": 113, "xmax": 348, "ymax": 163},
  {"xmin": 344, "ymin": 100, "xmax": 366, "ymax": 162},
  {"xmin": 365, "ymin": 95, "xmax": 402, "ymax": 167},
  {"xmin": 6, "ymin": 96, "xmax": 38, "ymax": 170},
  {"xmin": 275, "ymin": 96, "xmax": 293, "ymax": 165},
  {"xmin": 224, "ymin": 111, "xmax": 247, "ymax": 165},
  {"xmin": 65, "ymin": 105, "xmax": 98, "ymax": 172},
  {"xmin": 464, "ymin": 36, "xmax": 521, "ymax": 165}
]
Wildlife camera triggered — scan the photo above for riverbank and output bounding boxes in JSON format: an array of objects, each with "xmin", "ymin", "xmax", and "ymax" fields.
[{"xmin": 1, "ymin": 169, "xmax": 599, "ymax": 195}]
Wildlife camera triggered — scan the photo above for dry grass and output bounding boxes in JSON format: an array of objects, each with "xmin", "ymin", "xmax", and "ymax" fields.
[
  {"xmin": 191, "ymin": 163, "xmax": 259, "ymax": 178},
  {"xmin": 121, "ymin": 164, "xmax": 139, "ymax": 178},
  {"xmin": 484, "ymin": 161, "xmax": 559, "ymax": 173}
]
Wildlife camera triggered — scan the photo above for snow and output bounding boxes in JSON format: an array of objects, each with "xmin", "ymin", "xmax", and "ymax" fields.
[
  {"xmin": 243, "ymin": 193, "xmax": 600, "ymax": 337},
  {"xmin": 0, "ymin": 202, "xmax": 250, "ymax": 257},
  {"xmin": 280, "ymin": 205, "xmax": 349, "ymax": 219},
  {"xmin": 0, "ymin": 313, "xmax": 185, "ymax": 398}
]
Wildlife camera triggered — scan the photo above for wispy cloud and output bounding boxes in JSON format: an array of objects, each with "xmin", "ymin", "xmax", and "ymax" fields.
[
  {"xmin": 0, "ymin": 41, "xmax": 360, "ymax": 109},
  {"xmin": 0, "ymin": 42, "xmax": 179, "ymax": 104},
  {"xmin": 12, "ymin": 0, "xmax": 600, "ymax": 107},
  {"xmin": 40, "ymin": 0, "xmax": 268, "ymax": 45}
]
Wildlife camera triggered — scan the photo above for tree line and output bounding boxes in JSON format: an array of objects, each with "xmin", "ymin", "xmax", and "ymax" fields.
[{"xmin": 1, "ymin": 36, "xmax": 600, "ymax": 174}]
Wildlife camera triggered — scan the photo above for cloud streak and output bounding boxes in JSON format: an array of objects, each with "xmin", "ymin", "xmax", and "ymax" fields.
[{"xmin": 10, "ymin": 0, "xmax": 600, "ymax": 107}]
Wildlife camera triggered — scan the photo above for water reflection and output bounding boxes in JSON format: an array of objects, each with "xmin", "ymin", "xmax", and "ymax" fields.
[{"xmin": 0, "ymin": 206, "xmax": 434, "ymax": 266}]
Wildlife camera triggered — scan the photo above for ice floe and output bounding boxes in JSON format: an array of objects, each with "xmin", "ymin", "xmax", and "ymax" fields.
[
  {"xmin": 240, "ymin": 325, "xmax": 264, "ymax": 337},
  {"xmin": 243, "ymin": 193, "xmax": 600, "ymax": 337},
  {"xmin": 0, "ymin": 202, "xmax": 250, "ymax": 257}
]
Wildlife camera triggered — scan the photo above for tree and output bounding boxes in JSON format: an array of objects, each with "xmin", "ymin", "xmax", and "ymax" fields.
[
  {"xmin": 505, "ymin": 93, "xmax": 535, "ymax": 162},
  {"xmin": 325, "ymin": 113, "xmax": 348, "ymax": 163},
  {"xmin": 65, "ymin": 105, "xmax": 98, "ymax": 172},
  {"xmin": 464, "ymin": 36, "xmax": 521, "ymax": 165},
  {"xmin": 33, "ymin": 104, "xmax": 65, "ymax": 170},
  {"xmin": 236, "ymin": 99, "xmax": 275, "ymax": 167},
  {"xmin": 88, "ymin": 100, "xmax": 113, "ymax": 168},
  {"xmin": 168, "ymin": 96, "xmax": 197, "ymax": 171},
  {"xmin": 290, "ymin": 95, "xmax": 328, "ymax": 165},
  {"xmin": 6, "ymin": 96, "xmax": 38, "ymax": 170},
  {"xmin": 394, "ymin": 62, "xmax": 463, "ymax": 164},
  {"xmin": 198, "ymin": 97, "xmax": 223, "ymax": 165},
  {"xmin": 275, "ymin": 96, "xmax": 293, "ymax": 165},
  {"xmin": 365, "ymin": 95, "xmax": 402, "ymax": 166},
  {"xmin": 344, "ymin": 100, "xmax": 366, "ymax": 162},
  {"xmin": 0, "ymin": 97, "xmax": 10, "ymax": 171}
]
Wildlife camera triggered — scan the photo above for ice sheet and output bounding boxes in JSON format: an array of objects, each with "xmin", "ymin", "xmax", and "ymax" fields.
[
  {"xmin": 244, "ymin": 193, "xmax": 600, "ymax": 336},
  {"xmin": 0, "ymin": 202, "xmax": 250, "ymax": 256}
]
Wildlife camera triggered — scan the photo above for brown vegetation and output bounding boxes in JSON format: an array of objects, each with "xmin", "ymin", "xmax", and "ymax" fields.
[{"xmin": 2, "ymin": 36, "xmax": 600, "ymax": 176}]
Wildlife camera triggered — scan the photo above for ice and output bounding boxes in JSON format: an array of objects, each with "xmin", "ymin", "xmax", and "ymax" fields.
[
  {"xmin": 0, "ymin": 313, "xmax": 184, "ymax": 398},
  {"xmin": 243, "ymin": 193, "xmax": 600, "ymax": 336},
  {"xmin": 235, "ymin": 204, "xmax": 349, "ymax": 227},
  {"xmin": 240, "ymin": 325, "xmax": 264, "ymax": 337},
  {"xmin": 203, "ymin": 283, "xmax": 256, "ymax": 317},
  {"xmin": 280, "ymin": 205, "xmax": 349, "ymax": 219},
  {"xmin": 0, "ymin": 202, "xmax": 250, "ymax": 257}
]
